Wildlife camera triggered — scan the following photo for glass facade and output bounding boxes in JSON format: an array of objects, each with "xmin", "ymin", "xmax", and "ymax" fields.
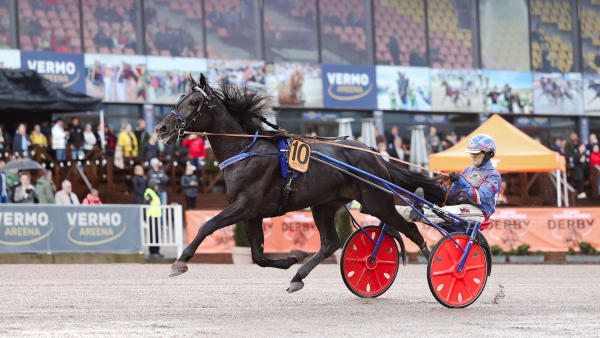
[
  {"xmin": 81, "ymin": 0, "xmax": 138, "ymax": 55},
  {"xmin": 19, "ymin": 0, "xmax": 81, "ymax": 53},
  {"xmin": 0, "ymin": 0, "xmax": 10, "ymax": 49},
  {"xmin": 580, "ymin": 0, "xmax": 600, "ymax": 74},
  {"xmin": 144, "ymin": 0, "xmax": 204, "ymax": 57},
  {"xmin": 479, "ymin": 0, "xmax": 530, "ymax": 71},
  {"xmin": 264, "ymin": 0, "xmax": 318, "ymax": 62},
  {"xmin": 319, "ymin": 0, "xmax": 369, "ymax": 65},
  {"xmin": 374, "ymin": 0, "xmax": 427, "ymax": 66}
]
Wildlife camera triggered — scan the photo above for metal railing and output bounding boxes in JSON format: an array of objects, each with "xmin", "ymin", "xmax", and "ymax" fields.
[{"xmin": 140, "ymin": 205, "xmax": 183, "ymax": 258}]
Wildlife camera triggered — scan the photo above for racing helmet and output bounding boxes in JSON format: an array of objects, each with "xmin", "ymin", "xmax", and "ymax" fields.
[{"xmin": 466, "ymin": 134, "xmax": 496, "ymax": 158}]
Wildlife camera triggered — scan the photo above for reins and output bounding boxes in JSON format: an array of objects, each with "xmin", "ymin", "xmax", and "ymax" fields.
[{"xmin": 185, "ymin": 131, "xmax": 448, "ymax": 177}]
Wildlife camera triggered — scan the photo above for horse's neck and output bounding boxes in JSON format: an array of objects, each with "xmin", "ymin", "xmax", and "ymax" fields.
[{"xmin": 206, "ymin": 108, "xmax": 251, "ymax": 163}]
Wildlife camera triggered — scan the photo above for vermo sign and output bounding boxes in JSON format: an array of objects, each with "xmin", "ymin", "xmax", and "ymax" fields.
[
  {"xmin": 0, "ymin": 205, "xmax": 141, "ymax": 253},
  {"xmin": 321, "ymin": 64, "xmax": 377, "ymax": 109}
]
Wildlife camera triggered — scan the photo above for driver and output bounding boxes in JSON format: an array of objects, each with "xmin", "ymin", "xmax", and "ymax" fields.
[{"xmin": 396, "ymin": 134, "xmax": 501, "ymax": 228}]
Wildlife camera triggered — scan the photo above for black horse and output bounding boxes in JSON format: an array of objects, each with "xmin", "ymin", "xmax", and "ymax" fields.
[{"xmin": 155, "ymin": 74, "xmax": 445, "ymax": 293}]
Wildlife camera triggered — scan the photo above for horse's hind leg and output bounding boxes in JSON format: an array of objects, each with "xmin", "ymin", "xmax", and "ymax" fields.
[
  {"xmin": 246, "ymin": 217, "xmax": 309, "ymax": 269},
  {"xmin": 287, "ymin": 201, "xmax": 344, "ymax": 293}
]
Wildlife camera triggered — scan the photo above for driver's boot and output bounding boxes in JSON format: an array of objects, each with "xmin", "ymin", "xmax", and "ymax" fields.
[{"xmin": 409, "ymin": 187, "xmax": 425, "ymax": 222}]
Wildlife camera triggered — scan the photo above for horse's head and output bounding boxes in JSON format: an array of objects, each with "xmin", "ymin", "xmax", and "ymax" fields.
[{"xmin": 155, "ymin": 73, "xmax": 215, "ymax": 144}]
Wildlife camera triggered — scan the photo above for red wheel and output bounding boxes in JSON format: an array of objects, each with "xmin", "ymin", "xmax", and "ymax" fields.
[
  {"xmin": 428, "ymin": 232, "xmax": 488, "ymax": 308},
  {"xmin": 340, "ymin": 226, "xmax": 399, "ymax": 298}
]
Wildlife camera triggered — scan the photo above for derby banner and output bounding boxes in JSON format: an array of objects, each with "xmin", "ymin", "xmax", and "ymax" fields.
[
  {"xmin": 187, "ymin": 208, "xmax": 600, "ymax": 253},
  {"xmin": 0, "ymin": 205, "xmax": 141, "ymax": 253}
]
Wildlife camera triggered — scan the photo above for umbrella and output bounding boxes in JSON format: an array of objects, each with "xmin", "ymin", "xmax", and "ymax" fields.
[{"xmin": 2, "ymin": 159, "xmax": 43, "ymax": 172}]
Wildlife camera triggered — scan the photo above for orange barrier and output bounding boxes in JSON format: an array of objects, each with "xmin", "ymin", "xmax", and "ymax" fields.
[{"xmin": 185, "ymin": 208, "xmax": 600, "ymax": 253}]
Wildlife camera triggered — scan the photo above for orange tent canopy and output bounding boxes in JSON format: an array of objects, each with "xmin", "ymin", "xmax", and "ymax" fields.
[{"xmin": 429, "ymin": 114, "xmax": 565, "ymax": 173}]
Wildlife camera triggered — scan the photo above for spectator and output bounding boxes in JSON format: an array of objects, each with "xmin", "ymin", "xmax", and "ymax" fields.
[
  {"xmin": 388, "ymin": 137, "xmax": 406, "ymax": 161},
  {"xmin": 36, "ymin": 170, "xmax": 55, "ymax": 204},
  {"xmin": 13, "ymin": 173, "xmax": 38, "ymax": 204},
  {"xmin": 99, "ymin": 123, "xmax": 116, "ymax": 156},
  {"xmin": 0, "ymin": 160, "xmax": 8, "ymax": 203},
  {"xmin": 550, "ymin": 137, "xmax": 565, "ymax": 156},
  {"xmin": 68, "ymin": 117, "xmax": 85, "ymax": 160},
  {"xmin": 144, "ymin": 178, "xmax": 163, "ymax": 260},
  {"xmin": 55, "ymin": 179, "xmax": 80, "ymax": 205},
  {"xmin": 13, "ymin": 123, "xmax": 31, "ymax": 157},
  {"xmin": 590, "ymin": 143, "xmax": 600, "ymax": 171},
  {"xmin": 386, "ymin": 125, "xmax": 400, "ymax": 147},
  {"xmin": 0, "ymin": 124, "xmax": 11, "ymax": 152},
  {"xmin": 377, "ymin": 141, "xmax": 390, "ymax": 162},
  {"xmin": 41, "ymin": 121, "xmax": 52, "ymax": 140},
  {"xmin": 133, "ymin": 165, "xmax": 146, "ymax": 204},
  {"xmin": 148, "ymin": 158, "xmax": 168, "ymax": 204},
  {"xmin": 182, "ymin": 134, "xmax": 206, "ymax": 169},
  {"xmin": 565, "ymin": 132, "xmax": 579, "ymax": 160},
  {"xmin": 134, "ymin": 119, "xmax": 150, "ymax": 149},
  {"xmin": 82, "ymin": 189, "xmax": 102, "ymax": 205},
  {"xmin": 181, "ymin": 165, "xmax": 199, "ymax": 210},
  {"xmin": 141, "ymin": 134, "xmax": 160, "ymax": 160},
  {"xmin": 117, "ymin": 123, "xmax": 139, "ymax": 160},
  {"xmin": 51, "ymin": 118, "xmax": 67, "ymax": 161},
  {"xmin": 30, "ymin": 124, "xmax": 48, "ymax": 150},
  {"xmin": 426, "ymin": 126, "xmax": 441, "ymax": 154},
  {"xmin": 572, "ymin": 144, "xmax": 589, "ymax": 199},
  {"xmin": 83, "ymin": 123, "xmax": 97, "ymax": 154},
  {"xmin": 587, "ymin": 133, "xmax": 598, "ymax": 153}
]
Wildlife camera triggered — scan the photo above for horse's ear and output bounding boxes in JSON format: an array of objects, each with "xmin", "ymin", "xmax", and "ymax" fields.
[
  {"xmin": 199, "ymin": 73, "xmax": 207, "ymax": 88},
  {"xmin": 189, "ymin": 73, "xmax": 198, "ymax": 88}
]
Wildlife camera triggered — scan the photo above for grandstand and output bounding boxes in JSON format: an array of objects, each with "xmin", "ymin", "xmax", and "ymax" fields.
[
  {"xmin": 581, "ymin": 0, "xmax": 600, "ymax": 73},
  {"xmin": 427, "ymin": 0, "xmax": 475, "ymax": 69},
  {"xmin": 319, "ymin": 0, "xmax": 368, "ymax": 64},
  {"xmin": 204, "ymin": 0, "xmax": 259, "ymax": 60},
  {"xmin": 81, "ymin": 0, "xmax": 137, "ymax": 55}
]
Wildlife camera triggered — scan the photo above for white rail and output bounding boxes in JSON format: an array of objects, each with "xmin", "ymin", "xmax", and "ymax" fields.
[{"xmin": 140, "ymin": 205, "xmax": 183, "ymax": 258}]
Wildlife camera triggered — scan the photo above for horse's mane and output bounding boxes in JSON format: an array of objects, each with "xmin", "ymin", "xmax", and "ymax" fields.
[{"xmin": 212, "ymin": 81, "xmax": 286, "ymax": 136}]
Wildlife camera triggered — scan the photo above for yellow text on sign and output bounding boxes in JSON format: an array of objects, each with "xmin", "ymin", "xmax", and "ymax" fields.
[{"xmin": 288, "ymin": 139, "xmax": 311, "ymax": 173}]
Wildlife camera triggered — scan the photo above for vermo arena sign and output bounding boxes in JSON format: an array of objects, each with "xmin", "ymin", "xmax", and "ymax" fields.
[{"xmin": 0, "ymin": 205, "xmax": 141, "ymax": 253}]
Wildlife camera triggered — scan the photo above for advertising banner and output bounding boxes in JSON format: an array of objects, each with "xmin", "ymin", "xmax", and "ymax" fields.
[
  {"xmin": 85, "ymin": 54, "xmax": 147, "ymax": 103},
  {"xmin": 430, "ymin": 69, "xmax": 483, "ymax": 112},
  {"xmin": 0, "ymin": 205, "xmax": 141, "ymax": 253},
  {"xmin": 21, "ymin": 51, "xmax": 86, "ymax": 93},
  {"xmin": 482, "ymin": 70, "xmax": 533, "ymax": 114},
  {"xmin": 321, "ymin": 64, "xmax": 377, "ymax": 109},
  {"xmin": 266, "ymin": 62, "xmax": 323, "ymax": 108},
  {"xmin": 206, "ymin": 59, "xmax": 265, "ymax": 91},
  {"xmin": 583, "ymin": 73, "xmax": 600, "ymax": 114},
  {"xmin": 146, "ymin": 56, "xmax": 207, "ymax": 105},
  {"xmin": 376, "ymin": 66, "xmax": 431, "ymax": 111},
  {"xmin": 0, "ymin": 49, "xmax": 21, "ymax": 69},
  {"xmin": 533, "ymin": 72, "xmax": 583, "ymax": 115},
  {"xmin": 187, "ymin": 208, "xmax": 600, "ymax": 253}
]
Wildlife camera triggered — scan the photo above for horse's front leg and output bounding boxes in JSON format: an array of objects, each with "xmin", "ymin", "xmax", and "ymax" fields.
[
  {"xmin": 169, "ymin": 200, "xmax": 252, "ymax": 277},
  {"xmin": 245, "ymin": 217, "xmax": 309, "ymax": 269}
]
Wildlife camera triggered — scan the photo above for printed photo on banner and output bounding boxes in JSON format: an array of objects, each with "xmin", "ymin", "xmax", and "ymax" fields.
[
  {"xmin": 430, "ymin": 69, "xmax": 483, "ymax": 112},
  {"xmin": 146, "ymin": 56, "xmax": 207, "ymax": 104},
  {"xmin": 321, "ymin": 64, "xmax": 377, "ymax": 109},
  {"xmin": 376, "ymin": 66, "xmax": 431, "ymax": 111},
  {"xmin": 0, "ymin": 49, "xmax": 21, "ymax": 69},
  {"xmin": 206, "ymin": 59, "xmax": 265, "ymax": 91},
  {"xmin": 482, "ymin": 71, "xmax": 533, "ymax": 114},
  {"xmin": 533, "ymin": 72, "xmax": 583, "ymax": 115},
  {"xmin": 583, "ymin": 73, "xmax": 600, "ymax": 114},
  {"xmin": 85, "ymin": 54, "xmax": 147, "ymax": 103},
  {"xmin": 21, "ymin": 51, "xmax": 86, "ymax": 93},
  {"xmin": 265, "ymin": 62, "xmax": 323, "ymax": 108}
]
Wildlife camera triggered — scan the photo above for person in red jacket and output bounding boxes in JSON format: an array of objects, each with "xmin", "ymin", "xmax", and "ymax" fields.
[
  {"xmin": 82, "ymin": 189, "xmax": 102, "ymax": 205},
  {"xmin": 182, "ymin": 134, "xmax": 206, "ymax": 169}
]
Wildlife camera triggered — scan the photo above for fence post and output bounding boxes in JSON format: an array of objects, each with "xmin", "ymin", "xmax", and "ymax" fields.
[{"xmin": 174, "ymin": 205, "xmax": 184, "ymax": 258}]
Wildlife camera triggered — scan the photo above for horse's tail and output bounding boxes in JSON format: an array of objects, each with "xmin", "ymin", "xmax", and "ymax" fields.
[{"xmin": 383, "ymin": 161, "xmax": 445, "ymax": 205}]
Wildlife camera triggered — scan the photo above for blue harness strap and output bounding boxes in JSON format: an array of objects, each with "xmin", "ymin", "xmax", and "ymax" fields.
[
  {"xmin": 278, "ymin": 138, "xmax": 288, "ymax": 179},
  {"xmin": 239, "ymin": 131, "xmax": 259, "ymax": 154}
]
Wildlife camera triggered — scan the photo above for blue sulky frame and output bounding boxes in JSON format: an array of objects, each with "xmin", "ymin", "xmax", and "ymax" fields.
[{"xmin": 312, "ymin": 151, "xmax": 481, "ymax": 273}]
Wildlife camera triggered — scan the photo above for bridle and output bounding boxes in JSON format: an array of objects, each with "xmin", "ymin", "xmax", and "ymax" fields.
[{"xmin": 170, "ymin": 85, "xmax": 213, "ymax": 139}]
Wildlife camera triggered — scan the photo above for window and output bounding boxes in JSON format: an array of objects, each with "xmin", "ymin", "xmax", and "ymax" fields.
[
  {"xmin": 264, "ymin": 0, "xmax": 318, "ymax": 62},
  {"xmin": 529, "ymin": 0, "xmax": 576, "ymax": 73},
  {"xmin": 204, "ymin": 0, "xmax": 261, "ymax": 60},
  {"xmin": 103, "ymin": 104, "xmax": 141, "ymax": 133},
  {"xmin": 82, "ymin": 0, "xmax": 138, "ymax": 55},
  {"xmin": 19, "ymin": 0, "xmax": 81, "ymax": 53},
  {"xmin": 374, "ymin": 0, "xmax": 427, "ymax": 66},
  {"xmin": 319, "ymin": 0, "xmax": 369, "ymax": 64},
  {"xmin": 427, "ymin": 0, "xmax": 478, "ymax": 69},
  {"xmin": 0, "ymin": 0, "xmax": 11, "ymax": 49},
  {"xmin": 581, "ymin": 0, "xmax": 600, "ymax": 74},
  {"xmin": 479, "ymin": 0, "xmax": 530, "ymax": 71},
  {"xmin": 144, "ymin": 0, "xmax": 204, "ymax": 57}
]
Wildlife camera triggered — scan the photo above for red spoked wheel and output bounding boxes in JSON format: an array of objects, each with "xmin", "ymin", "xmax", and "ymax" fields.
[
  {"xmin": 427, "ymin": 232, "xmax": 488, "ymax": 308},
  {"xmin": 340, "ymin": 226, "xmax": 400, "ymax": 298}
]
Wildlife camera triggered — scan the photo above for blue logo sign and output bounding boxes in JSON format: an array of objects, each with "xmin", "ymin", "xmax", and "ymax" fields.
[
  {"xmin": 20, "ymin": 51, "xmax": 85, "ymax": 93},
  {"xmin": 322, "ymin": 65, "xmax": 377, "ymax": 109}
]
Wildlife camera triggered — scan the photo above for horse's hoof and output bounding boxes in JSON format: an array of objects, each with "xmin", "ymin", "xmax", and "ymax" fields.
[
  {"xmin": 286, "ymin": 281, "xmax": 304, "ymax": 293},
  {"xmin": 289, "ymin": 249, "xmax": 310, "ymax": 263},
  {"xmin": 169, "ymin": 261, "xmax": 188, "ymax": 277}
]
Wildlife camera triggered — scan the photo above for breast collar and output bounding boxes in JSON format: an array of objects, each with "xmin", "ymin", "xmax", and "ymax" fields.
[{"xmin": 170, "ymin": 86, "xmax": 213, "ymax": 139}]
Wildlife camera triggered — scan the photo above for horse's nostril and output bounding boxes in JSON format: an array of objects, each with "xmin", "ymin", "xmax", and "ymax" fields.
[{"xmin": 158, "ymin": 125, "xmax": 167, "ymax": 133}]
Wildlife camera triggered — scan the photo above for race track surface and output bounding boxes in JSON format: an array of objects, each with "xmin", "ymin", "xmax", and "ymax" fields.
[{"xmin": 1, "ymin": 264, "xmax": 599, "ymax": 337}]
